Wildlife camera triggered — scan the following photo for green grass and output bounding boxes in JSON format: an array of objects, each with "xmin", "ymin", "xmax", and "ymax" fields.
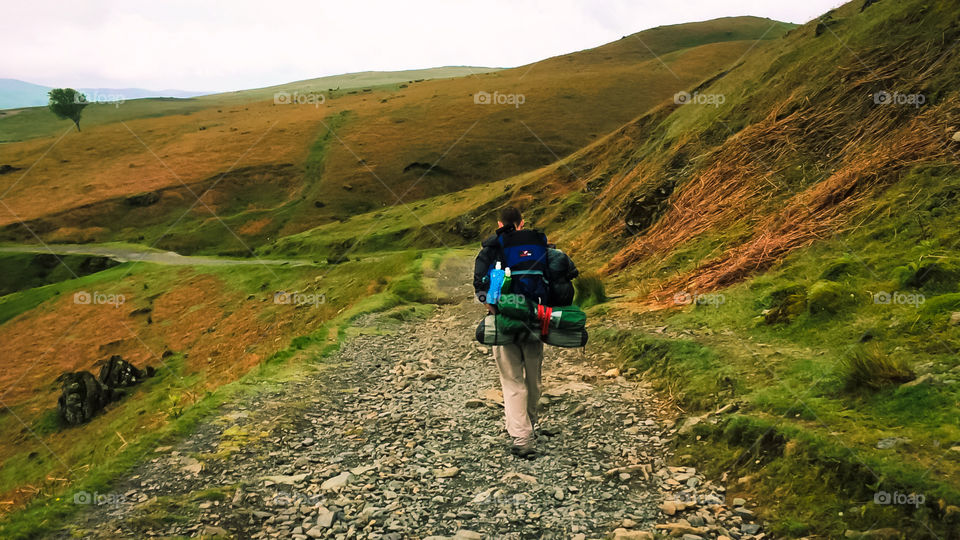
[
  {"xmin": 573, "ymin": 273, "xmax": 608, "ymax": 308},
  {"xmin": 0, "ymin": 262, "xmax": 135, "ymax": 324},
  {"xmin": 587, "ymin": 159, "xmax": 960, "ymax": 536},
  {"xmin": 0, "ymin": 248, "xmax": 442, "ymax": 538}
]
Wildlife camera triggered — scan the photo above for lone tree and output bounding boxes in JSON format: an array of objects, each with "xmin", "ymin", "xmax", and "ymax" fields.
[{"xmin": 48, "ymin": 88, "xmax": 88, "ymax": 131}]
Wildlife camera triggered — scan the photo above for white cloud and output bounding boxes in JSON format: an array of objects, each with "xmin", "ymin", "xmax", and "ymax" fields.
[{"xmin": 1, "ymin": 0, "xmax": 845, "ymax": 92}]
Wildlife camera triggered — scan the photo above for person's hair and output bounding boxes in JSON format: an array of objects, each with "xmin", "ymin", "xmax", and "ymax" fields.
[{"xmin": 499, "ymin": 206, "xmax": 522, "ymax": 227}]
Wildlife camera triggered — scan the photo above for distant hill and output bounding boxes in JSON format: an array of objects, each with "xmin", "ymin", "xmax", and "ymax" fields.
[
  {"xmin": 0, "ymin": 79, "xmax": 52, "ymax": 109},
  {"xmin": 211, "ymin": 66, "xmax": 502, "ymax": 102},
  {"xmin": 0, "ymin": 16, "xmax": 795, "ymax": 255},
  {"xmin": 0, "ymin": 78, "xmax": 208, "ymax": 109}
]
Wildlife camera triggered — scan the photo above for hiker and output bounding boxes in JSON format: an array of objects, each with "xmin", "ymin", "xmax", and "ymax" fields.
[{"xmin": 474, "ymin": 206, "xmax": 549, "ymax": 459}]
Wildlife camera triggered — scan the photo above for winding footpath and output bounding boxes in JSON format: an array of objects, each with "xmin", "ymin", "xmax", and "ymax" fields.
[{"xmin": 53, "ymin": 258, "xmax": 766, "ymax": 539}]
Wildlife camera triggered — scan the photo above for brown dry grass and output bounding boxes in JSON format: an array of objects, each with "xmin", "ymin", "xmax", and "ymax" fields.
[
  {"xmin": 0, "ymin": 22, "xmax": 781, "ymax": 242},
  {"xmin": 594, "ymin": 81, "xmax": 957, "ymax": 305}
]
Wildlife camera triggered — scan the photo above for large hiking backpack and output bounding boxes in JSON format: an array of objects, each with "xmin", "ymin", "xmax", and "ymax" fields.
[{"xmin": 497, "ymin": 229, "xmax": 550, "ymax": 304}]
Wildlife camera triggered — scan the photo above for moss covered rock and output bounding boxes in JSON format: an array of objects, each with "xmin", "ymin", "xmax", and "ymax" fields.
[
  {"xmin": 763, "ymin": 284, "xmax": 807, "ymax": 324},
  {"xmin": 894, "ymin": 260, "xmax": 960, "ymax": 293},
  {"xmin": 807, "ymin": 281, "xmax": 858, "ymax": 315},
  {"xmin": 820, "ymin": 257, "xmax": 861, "ymax": 281}
]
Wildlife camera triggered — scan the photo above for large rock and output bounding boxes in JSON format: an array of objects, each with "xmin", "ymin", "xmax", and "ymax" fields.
[
  {"xmin": 56, "ymin": 371, "xmax": 118, "ymax": 425},
  {"xmin": 659, "ymin": 501, "xmax": 677, "ymax": 515},
  {"xmin": 98, "ymin": 355, "xmax": 151, "ymax": 388},
  {"xmin": 316, "ymin": 506, "xmax": 335, "ymax": 528},
  {"xmin": 434, "ymin": 466, "xmax": 460, "ymax": 478},
  {"xmin": 320, "ymin": 471, "xmax": 352, "ymax": 491}
]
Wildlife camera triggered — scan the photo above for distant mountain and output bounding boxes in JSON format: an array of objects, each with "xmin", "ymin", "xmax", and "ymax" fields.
[
  {"xmin": 0, "ymin": 79, "xmax": 51, "ymax": 109},
  {"xmin": 0, "ymin": 78, "xmax": 209, "ymax": 109}
]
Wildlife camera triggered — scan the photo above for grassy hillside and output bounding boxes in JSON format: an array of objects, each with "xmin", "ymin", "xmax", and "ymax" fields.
[
  {"xmin": 0, "ymin": 17, "xmax": 791, "ymax": 255},
  {"xmin": 0, "ymin": 68, "xmax": 499, "ymax": 143},
  {"xmin": 256, "ymin": 1, "xmax": 960, "ymax": 536}
]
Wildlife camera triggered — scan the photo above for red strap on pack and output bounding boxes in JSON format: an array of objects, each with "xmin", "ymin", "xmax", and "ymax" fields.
[{"xmin": 537, "ymin": 305, "xmax": 552, "ymax": 336}]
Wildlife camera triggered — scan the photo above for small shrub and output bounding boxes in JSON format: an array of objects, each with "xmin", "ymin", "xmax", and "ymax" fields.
[
  {"xmin": 840, "ymin": 345, "xmax": 914, "ymax": 391},
  {"xmin": 574, "ymin": 274, "xmax": 607, "ymax": 308},
  {"xmin": 388, "ymin": 274, "xmax": 430, "ymax": 303},
  {"xmin": 807, "ymin": 281, "xmax": 858, "ymax": 315}
]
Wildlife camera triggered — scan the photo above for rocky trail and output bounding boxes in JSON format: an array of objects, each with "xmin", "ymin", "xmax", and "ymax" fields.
[{"xmin": 53, "ymin": 258, "xmax": 768, "ymax": 539}]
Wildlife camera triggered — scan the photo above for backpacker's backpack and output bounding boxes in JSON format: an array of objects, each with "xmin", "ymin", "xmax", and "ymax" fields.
[{"xmin": 497, "ymin": 229, "xmax": 550, "ymax": 304}]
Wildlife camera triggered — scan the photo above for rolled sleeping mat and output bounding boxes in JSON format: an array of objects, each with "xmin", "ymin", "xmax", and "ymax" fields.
[
  {"xmin": 540, "ymin": 327, "xmax": 589, "ymax": 348},
  {"xmin": 547, "ymin": 305, "xmax": 587, "ymax": 331},
  {"xmin": 475, "ymin": 314, "xmax": 538, "ymax": 345}
]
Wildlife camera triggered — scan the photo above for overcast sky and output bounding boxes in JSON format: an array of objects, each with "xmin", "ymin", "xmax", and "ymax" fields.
[{"xmin": 4, "ymin": 0, "xmax": 845, "ymax": 92}]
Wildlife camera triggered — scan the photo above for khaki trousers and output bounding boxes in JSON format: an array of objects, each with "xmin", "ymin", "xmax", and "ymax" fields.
[{"xmin": 493, "ymin": 338, "xmax": 544, "ymax": 445}]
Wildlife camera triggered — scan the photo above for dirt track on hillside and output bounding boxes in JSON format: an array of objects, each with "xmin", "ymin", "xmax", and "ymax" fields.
[
  {"xmin": 51, "ymin": 257, "xmax": 766, "ymax": 539},
  {"xmin": 0, "ymin": 244, "xmax": 309, "ymax": 267}
]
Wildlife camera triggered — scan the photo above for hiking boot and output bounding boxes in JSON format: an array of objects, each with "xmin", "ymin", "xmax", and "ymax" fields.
[{"xmin": 510, "ymin": 437, "xmax": 537, "ymax": 459}]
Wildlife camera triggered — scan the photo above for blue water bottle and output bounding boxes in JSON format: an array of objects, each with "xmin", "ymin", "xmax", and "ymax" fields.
[{"xmin": 487, "ymin": 262, "xmax": 505, "ymax": 304}]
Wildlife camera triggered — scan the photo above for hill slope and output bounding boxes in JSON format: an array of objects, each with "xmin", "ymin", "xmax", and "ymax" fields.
[{"xmin": 0, "ymin": 17, "xmax": 793, "ymax": 255}]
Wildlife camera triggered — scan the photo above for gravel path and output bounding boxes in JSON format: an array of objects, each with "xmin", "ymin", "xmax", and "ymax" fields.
[
  {"xmin": 0, "ymin": 244, "xmax": 309, "ymax": 266},
  {"xmin": 53, "ymin": 257, "xmax": 766, "ymax": 539}
]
